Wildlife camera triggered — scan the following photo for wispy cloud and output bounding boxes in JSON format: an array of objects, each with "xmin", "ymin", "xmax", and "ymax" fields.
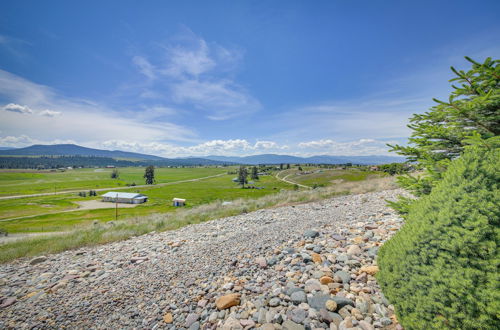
[
  {"xmin": 0, "ymin": 34, "xmax": 31, "ymax": 60},
  {"xmin": 133, "ymin": 29, "xmax": 260, "ymax": 120},
  {"xmin": 161, "ymin": 36, "xmax": 215, "ymax": 78},
  {"xmin": 132, "ymin": 56, "xmax": 156, "ymax": 79}
]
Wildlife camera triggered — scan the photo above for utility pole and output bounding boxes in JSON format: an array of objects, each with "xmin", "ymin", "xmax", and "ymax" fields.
[{"xmin": 115, "ymin": 193, "xmax": 118, "ymax": 220}]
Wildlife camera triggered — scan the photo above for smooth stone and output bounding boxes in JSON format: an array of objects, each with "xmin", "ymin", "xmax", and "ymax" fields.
[
  {"xmin": 240, "ymin": 319, "xmax": 256, "ymax": 328},
  {"xmin": 307, "ymin": 293, "xmax": 331, "ymax": 310},
  {"xmin": 325, "ymin": 300, "xmax": 337, "ymax": 312},
  {"xmin": 216, "ymin": 293, "xmax": 241, "ymax": 310},
  {"xmin": 0, "ymin": 297, "xmax": 16, "ymax": 308},
  {"xmin": 359, "ymin": 265, "xmax": 379, "ymax": 275},
  {"xmin": 289, "ymin": 308, "xmax": 307, "ymax": 324},
  {"xmin": 185, "ymin": 313, "xmax": 199, "ymax": 327},
  {"xmin": 29, "ymin": 256, "xmax": 47, "ymax": 265},
  {"xmin": 255, "ymin": 257, "xmax": 267, "ymax": 268},
  {"xmin": 334, "ymin": 271, "xmax": 351, "ymax": 284},
  {"xmin": 222, "ymin": 317, "xmax": 243, "ymax": 330},
  {"xmin": 282, "ymin": 320, "xmax": 306, "ymax": 330},
  {"xmin": 346, "ymin": 245, "xmax": 362, "ymax": 255},
  {"xmin": 304, "ymin": 230, "xmax": 319, "ymax": 238},
  {"xmin": 331, "ymin": 297, "xmax": 355, "ymax": 309},
  {"xmin": 163, "ymin": 313, "xmax": 173, "ymax": 323},
  {"xmin": 359, "ymin": 320, "xmax": 374, "ymax": 330},
  {"xmin": 189, "ymin": 321, "xmax": 200, "ymax": 330},
  {"xmin": 291, "ymin": 290, "xmax": 307, "ymax": 304},
  {"xmin": 269, "ymin": 297, "xmax": 281, "ymax": 307}
]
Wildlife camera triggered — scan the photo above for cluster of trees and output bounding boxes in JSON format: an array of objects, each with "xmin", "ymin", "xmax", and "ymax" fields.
[
  {"xmin": 377, "ymin": 57, "xmax": 499, "ymax": 329},
  {"xmin": 78, "ymin": 190, "xmax": 97, "ymax": 197},
  {"xmin": 236, "ymin": 166, "xmax": 260, "ymax": 188}
]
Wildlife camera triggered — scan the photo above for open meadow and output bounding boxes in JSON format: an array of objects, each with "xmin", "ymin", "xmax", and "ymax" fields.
[
  {"xmin": 0, "ymin": 167, "xmax": 225, "ymax": 196},
  {"xmin": 0, "ymin": 166, "xmax": 288, "ymax": 233},
  {"xmin": 0, "ymin": 166, "xmax": 390, "ymax": 235}
]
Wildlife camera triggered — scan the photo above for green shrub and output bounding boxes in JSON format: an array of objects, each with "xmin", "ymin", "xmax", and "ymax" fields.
[{"xmin": 377, "ymin": 141, "xmax": 499, "ymax": 329}]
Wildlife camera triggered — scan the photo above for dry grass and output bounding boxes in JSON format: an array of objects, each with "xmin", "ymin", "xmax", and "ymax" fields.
[{"xmin": 0, "ymin": 176, "xmax": 398, "ymax": 263}]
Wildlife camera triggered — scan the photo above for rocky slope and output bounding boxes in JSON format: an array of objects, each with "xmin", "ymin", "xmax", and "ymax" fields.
[{"xmin": 0, "ymin": 189, "xmax": 407, "ymax": 329}]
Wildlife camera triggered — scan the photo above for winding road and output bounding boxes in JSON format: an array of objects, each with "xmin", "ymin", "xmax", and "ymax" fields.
[{"xmin": 275, "ymin": 170, "xmax": 312, "ymax": 189}]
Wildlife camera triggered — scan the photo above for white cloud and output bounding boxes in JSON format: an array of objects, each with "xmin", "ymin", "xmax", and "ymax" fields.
[
  {"xmin": 2, "ymin": 103, "xmax": 33, "ymax": 114},
  {"xmin": 0, "ymin": 135, "xmax": 77, "ymax": 148},
  {"xmin": 0, "ymin": 69, "xmax": 196, "ymax": 146},
  {"xmin": 39, "ymin": 109, "xmax": 61, "ymax": 117},
  {"xmin": 97, "ymin": 139, "xmax": 288, "ymax": 157}
]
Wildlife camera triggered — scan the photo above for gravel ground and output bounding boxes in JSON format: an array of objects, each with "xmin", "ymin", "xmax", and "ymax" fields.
[{"xmin": 0, "ymin": 189, "xmax": 407, "ymax": 330}]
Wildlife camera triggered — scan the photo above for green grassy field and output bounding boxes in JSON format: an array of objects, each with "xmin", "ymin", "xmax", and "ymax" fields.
[
  {"xmin": 0, "ymin": 166, "xmax": 390, "ymax": 236},
  {"xmin": 0, "ymin": 167, "xmax": 226, "ymax": 196},
  {"xmin": 0, "ymin": 170, "xmax": 291, "ymax": 233}
]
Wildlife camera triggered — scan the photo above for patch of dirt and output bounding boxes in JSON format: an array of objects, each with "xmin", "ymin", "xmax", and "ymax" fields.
[{"xmin": 76, "ymin": 200, "xmax": 141, "ymax": 211}]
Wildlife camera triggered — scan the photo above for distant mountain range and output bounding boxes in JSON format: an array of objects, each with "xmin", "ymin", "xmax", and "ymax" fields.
[
  {"xmin": 0, "ymin": 144, "xmax": 405, "ymax": 166},
  {"xmin": 0, "ymin": 144, "xmax": 165, "ymax": 160},
  {"xmin": 0, "ymin": 144, "xmax": 231, "ymax": 167},
  {"xmin": 204, "ymin": 154, "xmax": 405, "ymax": 165}
]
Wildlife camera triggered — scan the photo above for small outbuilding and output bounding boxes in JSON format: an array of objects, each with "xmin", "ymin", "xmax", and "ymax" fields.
[
  {"xmin": 102, "ymin": 192, "xmax": 148, "ymax": 204},
  {"xmin": 172, "ymin": 198, "xmax": 186, "ymax": 207}
]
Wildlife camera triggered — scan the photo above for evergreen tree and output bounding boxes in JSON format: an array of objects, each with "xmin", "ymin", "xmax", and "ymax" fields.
[
  {"xmin": 143, "ymin": 165, "xmax": 155, "ymax": 185},
  {"xmin": 388, "ymin": 57, "xmax": 499, "ymax": 213},
  {"xmin": 110, "ymin": 168, "xmax": 119, "ymax": 179},
  {"xmin": 237, "ymin": 166, "xmax": 248, "ymax": 188},
  {"xmin": 251, "ymin": 166, "xmax": 259, "ymax": 180},
  {"xmin": 377, "ymin": 138, "xmax": 499, "ymax": 329}
]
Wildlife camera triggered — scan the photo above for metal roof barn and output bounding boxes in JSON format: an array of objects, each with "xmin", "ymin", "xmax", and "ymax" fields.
[{"xmin": 101, "ymin": 192, "xmax": 148, "ymax": 204}]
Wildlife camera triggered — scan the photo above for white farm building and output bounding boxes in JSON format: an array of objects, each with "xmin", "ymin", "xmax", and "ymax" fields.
[{"xmin": 101, "ymin": 192, "xmax": 148, "ymax": 204}]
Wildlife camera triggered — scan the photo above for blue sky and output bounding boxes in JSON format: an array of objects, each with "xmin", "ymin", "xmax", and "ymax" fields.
[{"xmin": 1, "ymin": 0, "xmax": 499, "ymax": 157}]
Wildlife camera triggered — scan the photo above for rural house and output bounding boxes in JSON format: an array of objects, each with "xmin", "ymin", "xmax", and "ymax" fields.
[{"xmin": 101, "ymin": 192, "xmax": 148, "ymax": 204}]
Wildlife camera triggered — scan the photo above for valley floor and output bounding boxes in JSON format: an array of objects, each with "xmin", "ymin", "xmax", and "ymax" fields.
[{"xmin": 0, "ymin": 189, "xmax": 406, "ymax": 329}]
